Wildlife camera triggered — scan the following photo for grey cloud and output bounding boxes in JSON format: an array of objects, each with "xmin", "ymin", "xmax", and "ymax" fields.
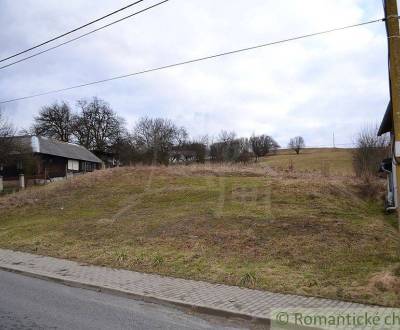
[{"xmin": 0, "ymin": 0, "xmax": 390, "ymax": 147}]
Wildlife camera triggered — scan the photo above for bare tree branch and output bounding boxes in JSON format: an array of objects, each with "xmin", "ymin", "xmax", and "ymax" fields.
[{"xmin": 30, "ymin": 101, "xmax": 73, "ymax": 142}]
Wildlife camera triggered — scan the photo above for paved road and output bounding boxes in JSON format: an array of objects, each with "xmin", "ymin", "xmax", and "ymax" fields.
[{"xmin": 0, "ymin": 270, "xmax": 252, "ymax": 330}]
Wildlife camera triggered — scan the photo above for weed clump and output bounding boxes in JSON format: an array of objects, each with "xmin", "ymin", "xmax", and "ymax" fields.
[{"xmin": 239, "ymin": 271, "xmax": 257, "ymax": 288}]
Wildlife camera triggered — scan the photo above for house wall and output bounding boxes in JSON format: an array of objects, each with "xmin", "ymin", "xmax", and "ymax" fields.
[
  {"xmin": 0, "ymin": 154, "xmax": 40, "ymax": 179},
  {"xmin": 37, "ymin": 154, "xmax": 67, "ymax": 178},
  {"xmin": 1, "ymin": 165, "xmax": 20, "ymax": 179},
  {"xmin": 1, "ymin": 153, "xmax": 100, "ymax": 180},
  {"xmin": 42, "ymin": 156, "xmax": 102, "ymax": 177},
  {"xmin": 79, "ymin": 161, "xmax": 98, "ymax": 172}
]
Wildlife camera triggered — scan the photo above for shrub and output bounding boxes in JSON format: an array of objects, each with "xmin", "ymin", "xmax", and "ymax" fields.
[
  {"xmin": 152, "ymin": 254, "xmax": 164, "ymax": 266},
  {"xmin": 250, "ymin": 134, "xmax": 280, "ymax": 160},
  {"xmin": 352, "ymin": 125, "xmax": 389, "ymax": 178},
  {"xmin": 239, "ymin": 271, "xmax": 257, "ymax": 287}
]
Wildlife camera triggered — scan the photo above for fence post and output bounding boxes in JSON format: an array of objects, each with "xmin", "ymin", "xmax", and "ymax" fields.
[
  {"xmin": 19, "ymin": 174, "xmax": 25, "ymax": 189},
  {"xmin": 0, "ymin": 176, "xmax": 3, "ymax": 193}
]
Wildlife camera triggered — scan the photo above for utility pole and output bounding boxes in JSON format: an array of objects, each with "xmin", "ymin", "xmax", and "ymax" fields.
[
  {"xmin": 384, "ymin": 0, "xmax": 400, "ymax": 225},
  {"xmin": 333, "ymin": 132, "xmax": 335, "ymax": 149}
]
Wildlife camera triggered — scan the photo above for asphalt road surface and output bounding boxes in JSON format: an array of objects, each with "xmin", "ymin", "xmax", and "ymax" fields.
[{"xmin": 0, "ymin": 270, "xmax": 254, "ymax": 330}]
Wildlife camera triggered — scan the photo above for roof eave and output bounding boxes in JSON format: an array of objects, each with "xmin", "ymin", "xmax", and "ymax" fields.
[{"xmin": 378, "ymin": 102, "xmax": 393, "ymax": 136}]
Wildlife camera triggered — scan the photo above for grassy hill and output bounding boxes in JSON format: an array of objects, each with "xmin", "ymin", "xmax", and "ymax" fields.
[
  {"xmin": 1, "ymin": 149, "xmax": 399, "ymax": 307},
  {"xmin": 262, "ymin": 148, "xmax": 354, "ymax": 176}
]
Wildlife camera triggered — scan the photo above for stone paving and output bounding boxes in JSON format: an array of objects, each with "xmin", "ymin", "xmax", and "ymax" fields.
[{"xmin": 0, "ymin": 249, "xmax": 368, "ymax": 321}]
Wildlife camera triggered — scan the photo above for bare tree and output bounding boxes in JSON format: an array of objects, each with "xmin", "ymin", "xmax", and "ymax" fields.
[
  {"xmin": 288, "ymin": 136, "xmax": 305, "ymax": 154},
  {"xmin": 250, "ymin": 134, "xmax": 280, "ymax": 161},
  {"xmin": 219, "ymin": 131, "xmax": 238, "ymax": 161},
  {"xmin": 353, "ymin": 125, "xmax": 389, "ymax": 178},
  {"xmin": 71, "ymin": 110, "xmax": 92, "ymax": 149},
  {"xmin": 209, "ymin": 141, "xmax": 224, "ymax": 162},
  {"xmin": 0, "ymin": 109, "xmax": 16, "ymax": 166},
  {"xmin": 109, "ymin": 132, "xmax": 140, "ymax": 166},
  {"xmin": 72, "ymin": 97, "xmax": 126, "ymax": 153},
  {"xmin": 30, "ymin": 101, "xmax": 73, "ymax": 142},
  {"xmin": 210, "ymin": 131, "xmax": 236, "ymax": 162},
  {"xmin": 236, "ymin": 137, "xmax": 254, "ymax": 163},
  {"xmin": 218, "ymin": 131, "xmax": 236, "ymax": 144},
  {"xmin": 132, "ymin": 117, "xmax": 187, "ymax": 165},
  {"xmin": 175, "ymin": 127, "xmax": 189, "ymax": 148},
  {"xmin": 210, "ymin": 132, "xmax": 255, "ymax": 163}
]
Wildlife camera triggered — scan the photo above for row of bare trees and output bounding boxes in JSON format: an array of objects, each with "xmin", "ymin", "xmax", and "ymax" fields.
[
  {"xmin": 3, "ymin": 97, "xmax": 390, "ymax": 175},
  {"xmin": 1, "ymin": 98, "xmax": 310, "ymax": 166},
  {"xmin": 209, "ymin": 131, "xmax": 280, "ymax": 163},
  {"xmin": 25, "ymin": 100, "xmax": 205, "ymax": 165},
  {"xmin": 18, "ymin": 98, "xmax": 287, "ymax": 165},
  {"xmin": 130, "ymin": 117, "xmax": 192, "ymax": 165}
]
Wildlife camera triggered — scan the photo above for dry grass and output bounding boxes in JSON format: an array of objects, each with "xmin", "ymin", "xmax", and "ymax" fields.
[
  {"xmin": 0, "ymin": 158, "xmax": 399, "ymax": 307},
  {"xmin": 261, "ymin": 148, "xmax": 354, "ymax": 176}
]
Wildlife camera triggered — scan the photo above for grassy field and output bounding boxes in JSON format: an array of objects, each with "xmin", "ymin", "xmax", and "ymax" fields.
[
  {"xmin": 262, "ymin": 148, "xmax": 354, "ymax": 176},
  {"xmin": 0, "ymin": 149, "xmax": 400, "ymax": 307}
]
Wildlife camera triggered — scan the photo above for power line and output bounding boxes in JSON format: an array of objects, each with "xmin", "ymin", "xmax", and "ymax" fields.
[
  {"xmin": 0, "ymin": 0, "xmax": 170, "ymax": 71},
  {"xmin": 0, "ymin": 17, "xmax": 385, "ymax": 104},
  {"xmin": 0, "ymin": 0, "xmax": 146, "ymax": 64}
]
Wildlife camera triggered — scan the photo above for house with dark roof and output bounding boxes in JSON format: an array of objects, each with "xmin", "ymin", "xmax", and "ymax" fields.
[{"xmin": 0, "ymin": 136, "xmax": 102, "ymax": 181}]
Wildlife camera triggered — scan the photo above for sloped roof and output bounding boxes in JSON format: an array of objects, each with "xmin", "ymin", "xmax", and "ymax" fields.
[
  {"xmin": 378, "ymin": 102, "xmax": 392, "ymax": 136},
  {"xmin": 15, "ymin": 136, "xmax": 102, "ymax": 163}
]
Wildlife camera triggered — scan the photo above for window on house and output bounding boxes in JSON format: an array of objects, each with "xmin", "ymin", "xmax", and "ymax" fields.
[
  {"xmin": 16, "ymin": 160, "xmax": 23, "ymax": 170},
  {"xmin": 67, "ymin": 160, "xmax": 79, "ymax": 171},
  {"xmin": 85, "ymin": 162, "xmax": 94, "ymax": 172}
]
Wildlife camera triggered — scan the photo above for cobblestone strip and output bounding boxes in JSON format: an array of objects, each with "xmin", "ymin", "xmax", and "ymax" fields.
[{"xmin": 0, "ymin": 249, "xmax": 367, "ymax": 321}]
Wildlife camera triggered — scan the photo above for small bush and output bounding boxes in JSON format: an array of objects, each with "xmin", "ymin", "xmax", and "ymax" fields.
[
  {"xmin": 239, "ymin": 271, "xmax": 257, "ymax": 287},
  {"xmin": 152, "ymin": 254, "xmax": 164, "ymax": 266},
  {"xmin": 352, "ymin": 125, "xmax": 389, "ymax": 178}
]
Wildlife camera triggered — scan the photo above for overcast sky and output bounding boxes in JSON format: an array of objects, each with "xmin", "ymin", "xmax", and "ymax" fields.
[{"xmin": 0, "ymin": 0, "xmax": 389, "ymax": 147}]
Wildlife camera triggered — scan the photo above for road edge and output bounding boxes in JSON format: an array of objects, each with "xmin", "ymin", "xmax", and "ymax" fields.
[{"xmin": 0, "ymin": 264, "xmax": 271, "ymax": 326}]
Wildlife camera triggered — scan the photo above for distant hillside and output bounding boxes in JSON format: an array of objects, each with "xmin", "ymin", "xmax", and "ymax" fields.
[{"xmin": 262, "ymin": 148, "xmax": 354, "ymax": 176}]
